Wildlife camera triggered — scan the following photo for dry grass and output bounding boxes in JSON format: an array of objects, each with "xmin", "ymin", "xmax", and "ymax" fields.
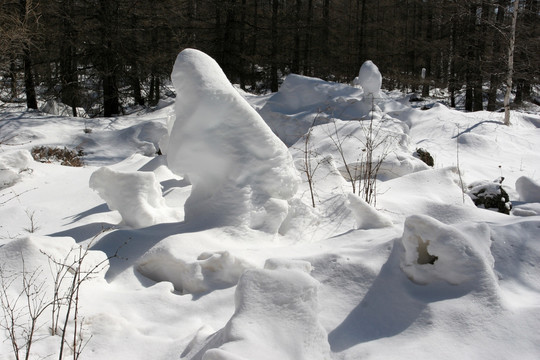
[{"xmin": 31, "ymin": 146, "xmax": 84, "ymax": 167}]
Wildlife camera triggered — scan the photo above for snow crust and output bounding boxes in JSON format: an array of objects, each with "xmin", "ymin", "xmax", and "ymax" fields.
[
  {"xmin": 166, "ymin": 49, "xmax": 299, "ymax": 232},
  {"xmin": 89, "ymin": 166, "xmax": 180, "ymax": 228}
]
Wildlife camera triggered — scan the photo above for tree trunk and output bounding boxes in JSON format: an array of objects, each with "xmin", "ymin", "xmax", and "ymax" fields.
[
  {"xmin": 292, "ymin": 0, "xmax": 302, "ymax": 74},
  {"xmin": 487, "ymin": 73, "xmax": 498, "ymax": 111},
  {"xmin": 19, "ymin": 0, "xmax": 38, "ymax": 110},
  {"xmin": 23, "ymin": 48, "xmax": 38, "ymax": 110},
  {"xmin": 504, "ymin": 0, "xmax": 520, "ymax": 125},
  {"xmin": 303, "ymin": 0, "xmax": 313, "ymax": 75},
  {"xmin": 270, "ymin": 0, "xmax": 279, "ymax": 92}
]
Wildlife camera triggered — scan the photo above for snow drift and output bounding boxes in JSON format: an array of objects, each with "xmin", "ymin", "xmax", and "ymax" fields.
[
  {"xmin": 166, "ymin": 48, "xmax": 299, "ymax": 233},
  {"xmin": 182, "ymin": 263, "xmax": 330, "ymax": 360}
]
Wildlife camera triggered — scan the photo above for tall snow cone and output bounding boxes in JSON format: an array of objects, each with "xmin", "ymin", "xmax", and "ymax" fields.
[{"xmin": 166, "ymin": 48, "xmax": 299, "ymax": 233}]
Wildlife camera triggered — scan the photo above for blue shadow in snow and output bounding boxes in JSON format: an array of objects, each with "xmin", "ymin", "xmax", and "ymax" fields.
[
  {"xmin": 328, "ymin": 239, "xmax": 472, "ymax": 352},
  {"xmin": 451, "ymin": 120, "xmax": 504, "ymax": 139}
]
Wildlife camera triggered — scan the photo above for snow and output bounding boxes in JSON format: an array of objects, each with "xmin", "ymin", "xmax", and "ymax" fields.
[
  {"xmin": 166, "ymin": 49, "xmax": 299, "ymax": 233},
  {"xmin": 89, "ymin": 166, "xmax": 181, "ymax": 228},
  {"xmin": 353, "ymin": 60, "xmax": 383, "ymax": 98},
  {"xmin": 399, "ymin": 215, "xmax": 495, "ymax": 286},
  {"xmin": 516, "ymin": 176, "xmax": 540, "ymax": 202},
  {"xmin": 1, "ymin": 48, "xmax": 540, "ymax": 360},
  {"xmin": 0, "ymin": 149, "xmax": 33, "ymax": 189},
  {"xmin": 182, "ymin": 266, "xmax": 330, "ymax": 360}
]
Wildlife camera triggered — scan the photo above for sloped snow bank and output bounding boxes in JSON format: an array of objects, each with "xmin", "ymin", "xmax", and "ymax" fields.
[
  {"xmin": 0, "ymin": 150, "xmax": 33, "ymax": 189},
  {"xmin": 399, "ymin": 215, "xmax": 496, "ymax": 286},
  {"xmin": 515, "ymin": 176, "xmax": 540, "ymax": 203},
  {"xmin": 0, "ymin": 235, "xmax": 108, "ymax": 358},
  {"xmin": 0, "ymin": 235, "xmax": 108, "ymax": 278},
  {"xmin": 89, "ymin": 167, "xmax": 181, "ymax": 228},
  {"xmin": 166, "ymin": 48, "xmax": 299, "ymax": 233},
  {"xmin": 346, "ymin": 193, "xmax": 393, "ymax": 229},
  {"xmin": 182, "ymin": 263, "xmax": 330, "ymax": 360}
]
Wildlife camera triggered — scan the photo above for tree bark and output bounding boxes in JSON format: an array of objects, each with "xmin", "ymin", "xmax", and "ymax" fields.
[
  {"xmin": 270, "ymin": 0, "xmax": 279, "ymax": 92},
  {"xmin": 504, "ymin": 0, "xmax": 520, "ymax": 125},
  {"xmin": 19, "ymin": 0, "xmax": 38, "ymax": 110}
]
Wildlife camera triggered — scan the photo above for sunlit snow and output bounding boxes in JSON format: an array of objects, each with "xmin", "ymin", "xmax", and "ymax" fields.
[{"xmin": 1, "ymin": 49, "xmax": 540, "ymax": 360}]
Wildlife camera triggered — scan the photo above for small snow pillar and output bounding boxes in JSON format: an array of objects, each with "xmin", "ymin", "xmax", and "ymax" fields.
[
  {"xmin": 89, "ymin": 167, "xmax": 180, "ymax": 228},
  {"xmin": 357, "ymin": 60, "xmax": 382, "ymax": 99},
  {"xmin": 166, "ymin": 48, "xmax": 299, "ymax": 233}
]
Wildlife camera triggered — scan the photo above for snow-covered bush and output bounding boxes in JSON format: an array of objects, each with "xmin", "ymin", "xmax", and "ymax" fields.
[
  {"xmin": 467, "ymin": 178, "xmax": 512, "ymax": 214},
  {"xmin": 166, "ymin": 48, "xmax": 299, "ymax": 233}
]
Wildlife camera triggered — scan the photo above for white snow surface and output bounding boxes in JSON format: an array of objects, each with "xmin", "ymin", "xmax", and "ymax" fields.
[
  {"xmin": 1, "ymin": 51, "xmax": 540, "ymax": 360},
  {"xmin": 353, "ymin": 60, "xmax": 383, "ymax": 97},
  {"xmin": 166, "ymin": 49, "xmax": 299, "ymax": 233},
  {"xmin": 516, "ymin": 176, "xmax": 540, "ymax": 202},
  {"xmin": 89, "ymin": 166, "xmax": 181, "ymax": 228}
]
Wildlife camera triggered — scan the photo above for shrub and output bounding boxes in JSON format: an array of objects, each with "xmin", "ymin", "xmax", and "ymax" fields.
[
  {"xmin": 415, "ymin": 148, "xmax": 434, "ymax": 167},
  {"xmin": 31, "ymin": 146, "xmax": 84, "ymax": 167}
]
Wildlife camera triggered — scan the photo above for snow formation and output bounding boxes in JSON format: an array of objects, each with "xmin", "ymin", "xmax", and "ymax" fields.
[
  {"xmin": 182, "ymin": 264, "xmax": 330, "ymax": 360},
  {"xmin": 353, "ymin": 60, "xmax": 383, "ymax": 98},
  {"xmin": 0, "ymin": 150, "xmax": 33, "ymax": 189},
  {"xmin": 399, "ymin": 215, "xmax": 495, "ymax": 286},
  {"xmin": 138, "ymin": 249, "xmax": 251, "ymax": 294},
  {"xmin": 515, "ymin": 176, "xmax": 540, "ymax": 202},
  {"xmin": 166, "ymin": 48, "xmax": 299, "ymax": 233},
  {"xmin": 2, "ymin": 53, "xmax": 540, "ymax": 360},
  {"xmin": 89, "ymin": 166, "xmax": 180, "ymax": 228}
]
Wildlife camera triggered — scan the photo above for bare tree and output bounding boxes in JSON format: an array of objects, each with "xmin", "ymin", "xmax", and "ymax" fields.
[{"xmin": 504, "ymin": 0, "xmax": 520, "ymax": 125}]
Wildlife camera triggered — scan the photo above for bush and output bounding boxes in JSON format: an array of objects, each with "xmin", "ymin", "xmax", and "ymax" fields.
[
  {"xmin": 415, "ymin": 148, "xmax": 434, "ymax": 167},
  {"xmin": 31, "ymin": 146, "xmax": 84, "ymax": 167},
  {"xmin": 467, "ymin": 177, "xmax": 512, "ymax": 215}
]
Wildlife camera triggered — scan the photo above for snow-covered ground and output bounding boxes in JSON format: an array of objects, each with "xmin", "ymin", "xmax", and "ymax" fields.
[{"xmin": 1, "ymin": 49, "xmax": 540, "ymax": 360}]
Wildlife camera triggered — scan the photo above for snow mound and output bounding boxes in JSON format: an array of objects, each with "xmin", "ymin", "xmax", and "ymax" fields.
[
  {"xmin": 137, "ymin": 249, "xmax": 251, "ymax": 294},
  {"xmin": 263, "ymin": 74, "xmax": 362, "ymax": 115},
  {"xmin": 0, "ymin": 150, "xmax": 33, "ymax": 189},
  {"xmin": 399, "ymin": 215, "xmax": 495, "ymax": 286},
  {"xmin": 183, "ymin": 267, "xmax": 330, "ymax": 360},
  {"xmin": 166, "ymin": 48, "xmax": 299, "ymax": 233},
  {"xmin": 0, "ymin": 235, "xmax": 108, "ymax": 301},
  {"xmin": 346, "ymin": 193, "xmax": 393, "ymax": 229},
  {"xmin": 89, "ymin": 167, "xmax": 181, "ymax": 228},
  {"xmin": 78, "ymin": 120, "xmax": 166, "ymax": 165},
  {"xmin": 515, "ymin": 176, "xmax": 540, "ymax": 202},
  {"xmin": 353, "ymin": 60, "xmax": 382, "ymax": 97}
]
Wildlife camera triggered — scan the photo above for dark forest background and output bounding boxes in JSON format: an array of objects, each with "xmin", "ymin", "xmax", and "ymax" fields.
[{"xmin": 1, "ymin": 0, "xmax": 539, "ymax": 117}]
